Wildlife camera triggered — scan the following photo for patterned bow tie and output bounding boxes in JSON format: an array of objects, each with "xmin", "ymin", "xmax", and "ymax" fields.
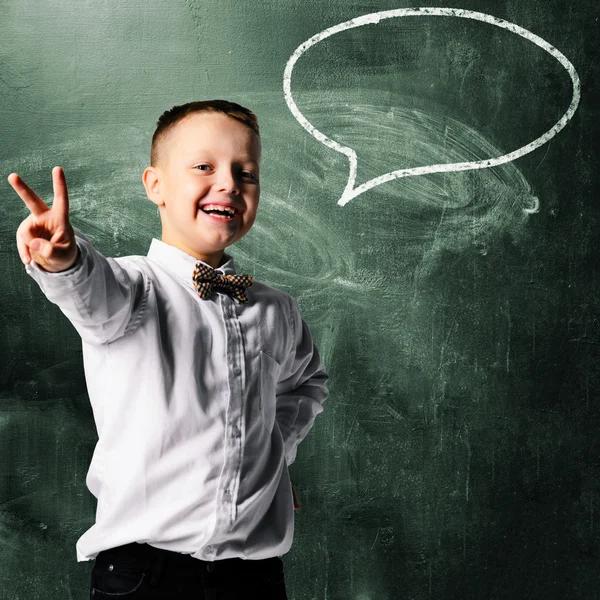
[{"xmin": 192, "ymin": 262, "xmax": 253, "ymax": 303}]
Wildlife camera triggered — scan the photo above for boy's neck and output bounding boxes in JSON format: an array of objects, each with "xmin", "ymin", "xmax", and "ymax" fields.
[
  {"xmin": 189, "ymin": 249, "xmax": 226, "ymax": 270},
  {"xmin": 161, "ymin": 236, "xmax": 226, "ymax": 270}
]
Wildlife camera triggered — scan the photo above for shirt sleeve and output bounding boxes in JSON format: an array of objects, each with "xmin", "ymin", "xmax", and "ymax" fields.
[
  {"xmin": 275, "ymin": 295, "xmax": 329, "ymax": 466},
  {"xmin": 24, "ymin": 228, "xmax": 148, "ymax": 346}
]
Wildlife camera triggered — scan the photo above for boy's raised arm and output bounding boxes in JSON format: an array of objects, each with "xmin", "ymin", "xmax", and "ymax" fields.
[{"xmin": 9, "ymin": 167, "xmax": 146, "ymax": 346}]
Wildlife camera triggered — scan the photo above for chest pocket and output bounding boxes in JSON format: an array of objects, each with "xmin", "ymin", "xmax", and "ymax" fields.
[{"xmin": 259, "ymin": 350, "xmax": 282, "ymax": 434}]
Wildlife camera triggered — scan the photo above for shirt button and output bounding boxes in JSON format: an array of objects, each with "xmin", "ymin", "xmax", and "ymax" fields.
[
  {"xmin": 204, "ymin": 545, "xmax": 213, "ymax": 554},
  {"xmin": 233, "ymin": 366, "xmax": 241, "ymax": 375},
  {"xmin": 232, "ymin": 426, "xmax": 240, "ymax": 437},
  {"xmin": 223, "ymin": 489, "xmax": 231, "ymax": 501}
]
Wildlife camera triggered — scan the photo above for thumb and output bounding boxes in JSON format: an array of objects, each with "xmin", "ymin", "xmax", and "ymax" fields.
[
  {"xmin": 30, "ymin": 238, "xmax": 56, "ymax": 260},
  {"xmin": 27, "ymin": 233, "xmax": 77, "ymax": 272}
]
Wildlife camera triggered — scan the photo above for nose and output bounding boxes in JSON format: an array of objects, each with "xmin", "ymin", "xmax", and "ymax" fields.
[{"xmin": 215, "ymin": 168, "xmax": 240, "ymax": 195}]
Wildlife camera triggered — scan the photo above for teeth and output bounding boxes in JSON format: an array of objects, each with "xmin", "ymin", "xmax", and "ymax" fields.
[{"xmin": 201, "ymin": 204, "xmax": 236, "ymax": 215}]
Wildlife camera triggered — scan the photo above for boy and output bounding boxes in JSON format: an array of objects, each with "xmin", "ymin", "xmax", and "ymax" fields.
[{"xmin": 9, "ymin": 100, "xmax": 329, "ymax": 599}]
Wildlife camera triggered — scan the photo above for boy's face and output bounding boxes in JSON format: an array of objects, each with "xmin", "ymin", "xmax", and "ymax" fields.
[{"xmin": 143, "ymin": 111, "xmax": 261, "ymax": 267}]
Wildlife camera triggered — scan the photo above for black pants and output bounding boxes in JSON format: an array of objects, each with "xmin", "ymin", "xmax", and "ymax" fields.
[{"xmin": 89, "ymin": 542, "xmax": 289, "ymax": 599}]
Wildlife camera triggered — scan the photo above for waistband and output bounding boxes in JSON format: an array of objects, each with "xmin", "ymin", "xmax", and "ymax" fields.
[{"xmin": 94, "ymin": 542, "xmax": 283, "ymax": 574}]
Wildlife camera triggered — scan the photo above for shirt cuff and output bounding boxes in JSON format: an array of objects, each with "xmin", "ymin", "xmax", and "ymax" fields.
[{"xmin": 25, "ymin": 243, "xmax": 83, "ymax": 277}]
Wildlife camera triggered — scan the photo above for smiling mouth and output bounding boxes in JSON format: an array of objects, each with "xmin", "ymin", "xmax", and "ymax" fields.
[{"xmin": 199, "ymin": 206, "xmax": 240, "ymax": 222}]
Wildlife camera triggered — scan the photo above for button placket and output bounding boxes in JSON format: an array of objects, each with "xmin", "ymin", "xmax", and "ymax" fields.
[{"xmin": 209, "ymin": 299, "xmax": 242, "ymax": 536}]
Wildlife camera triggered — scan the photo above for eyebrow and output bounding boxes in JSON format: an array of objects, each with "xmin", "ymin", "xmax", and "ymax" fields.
[{"xmin": 188, "ymin": 152, "xmax": 259, "ymax": 165}]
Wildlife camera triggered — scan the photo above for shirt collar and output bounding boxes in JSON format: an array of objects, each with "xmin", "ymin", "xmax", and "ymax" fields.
[{"xmin": 147, "ymin": 238, "xmax": 237, "ymax": 288}]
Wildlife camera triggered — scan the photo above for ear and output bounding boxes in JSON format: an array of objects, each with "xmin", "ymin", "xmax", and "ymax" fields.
[{"xmin": 142, "ymin": 166, "xmax": 163, "ymax": 206}]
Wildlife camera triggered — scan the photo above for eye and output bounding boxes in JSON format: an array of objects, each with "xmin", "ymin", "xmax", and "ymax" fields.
[
  {"xmin": 243, "ymin": 171, "xmax": 258, "ymax": 182},
  {"xmin": 195, "ymin": 164, "xmax": 211, "ymax": 171}
]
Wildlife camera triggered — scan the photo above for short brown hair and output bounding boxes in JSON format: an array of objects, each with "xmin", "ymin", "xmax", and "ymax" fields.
[{"xmin": 150, "ymin": 99, "xmax": 260, "ymax": 167}]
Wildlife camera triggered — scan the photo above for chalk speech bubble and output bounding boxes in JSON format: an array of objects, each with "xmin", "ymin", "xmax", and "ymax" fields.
[{"xmin": 283, "ymin": 8, "xmax": 581, "ymax": 207}]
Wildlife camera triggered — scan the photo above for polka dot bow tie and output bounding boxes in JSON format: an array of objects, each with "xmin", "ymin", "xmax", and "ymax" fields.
[{"xmin": 192, "ymin": 262, "xmax": 253, "ymax": 303}]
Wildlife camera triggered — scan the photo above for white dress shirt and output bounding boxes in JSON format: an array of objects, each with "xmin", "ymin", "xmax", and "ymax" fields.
[{"xmin": 24, "ymin": 229, "xmax": 329, "ymax": 562}]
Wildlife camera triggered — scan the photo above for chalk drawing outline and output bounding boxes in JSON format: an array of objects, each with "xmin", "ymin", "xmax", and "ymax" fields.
[{"xmin": 282, "ymin": 8, "xmax": 581, "ymax": 207}]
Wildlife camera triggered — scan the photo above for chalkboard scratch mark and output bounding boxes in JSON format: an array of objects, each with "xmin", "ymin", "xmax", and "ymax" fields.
[
  {"xmin": 344, "ymin": 393, "xmax": 378, "ymax": 446},
  {"xmin": 0, "ymin": 492, "xmax": 34, "ymax": 509},
  {"xmin": 384, "ymin": 403, "xmax": 403, "ymax": 420},
  {"xmin": 438, "ymin": 316, "xmax": 458, "ymax": 371},
  {"xmin": 434, "ymin": 204, "xmax": 446, "ymax": 242},
  {"xmin": 370, "ymin": 526, "xmax": 380, "ymax": 550},
  {"xmin": 345, "ymin": 415, "xmax": 359, "ymax": 447},
  {"xmin": 458, "ymin": 59, "xmax": 477, "ymax": 100},
  {"xmin": 0, "ymin": 68, "xmax": 35, "ymax": 92},
  {"xmin": 533, "ymin": 140, "xmax": 552, "ymax": 176},
  {"xmin": 535, "ymin": 407, "xmax": 558, "ymax": 415},
  {"xmin": 464, "ymin": 423, "xmax": 471, "ymax": 504},
  {"xmin": 506, "ymin": 300, "xmax": 511, "ymax": 373},
  {"xmin": 6, "ymin": 578, "xmax": 23, "ymax": 600},
  {"xmin": 429, "ymin": 557, "xmax": 434, "ymax": 596},
  {"xmin": 567, "ymin": 338, "xmax": 600, "ymax": 346},
  {"xmin": 181, "ymin": 0, "xmax": 210, "ymax": 83}
]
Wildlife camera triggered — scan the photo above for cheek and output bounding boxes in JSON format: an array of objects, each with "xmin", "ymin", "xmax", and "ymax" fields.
[
  {"xmin": 180, "ymin": 182, "xmax": 209, "ymax": 208},
  {"xmin": 243, "ymin": 211, "xmax": 257, "ymax": 230},
  {"xmin": 182, "ymin": 177, "xmax": 208, "ymax": 195}
]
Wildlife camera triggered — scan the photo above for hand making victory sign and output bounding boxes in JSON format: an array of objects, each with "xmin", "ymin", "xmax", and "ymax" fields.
[{"xmin": 8, "ymin": 166, "xmax": 79, "ymax": 273}]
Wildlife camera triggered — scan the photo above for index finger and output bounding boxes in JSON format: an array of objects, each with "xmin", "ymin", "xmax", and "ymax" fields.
[
  {"xmin": 7, "ymin": 172, "xmax": 50, "ymax": 217},
  {"xmin": 51, "ymin": 166, "xmax": 70, "ymax": 220}
]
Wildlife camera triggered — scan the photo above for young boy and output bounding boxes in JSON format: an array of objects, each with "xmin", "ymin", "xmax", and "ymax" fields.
[{"xmin": 9, "ymin": 100, "xmax": 329, "ymax": 599}]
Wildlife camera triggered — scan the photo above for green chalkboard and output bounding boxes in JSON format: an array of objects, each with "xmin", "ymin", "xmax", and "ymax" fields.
[{"xmin": 2, "ymin": 0, "xmax": 599, "ymax": 598}]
